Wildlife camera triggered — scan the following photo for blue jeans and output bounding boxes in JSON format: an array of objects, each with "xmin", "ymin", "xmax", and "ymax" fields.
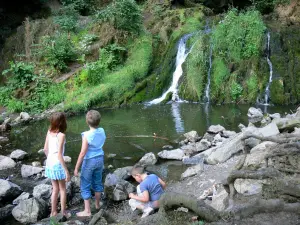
[{"xmin": 80, "ymin": 155, "xmax": 104, "ymax": 200}]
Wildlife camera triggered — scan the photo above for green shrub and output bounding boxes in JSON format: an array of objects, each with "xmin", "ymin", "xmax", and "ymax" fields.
[
  {"xmin": 39, "ymin": 34, "xmax": 77, "ymax": 71},
  {"xmin": 212, "ymin": 9, "xmax": 266, "ymax": 63},
  {"xmin": 230, "ymin": 80, "xmax": 243, "ymax": 101},
  {"xmin": 0, "ymin": 87, "xmax": 13, "ymax": 105},
  {"xmin": 96, "ymin": 0, "xmax": 142, "ymax": 34},
  {"xmin": 251, "ymin": 0, "xmax": 290, "ymax": 14},
  {"xmin": 54, "ymin": 4, "xmax": 79, "ymax": 32},
  {"xmin": 2, "ymin": 61, "xmax": 36, "ymax": 88},
  {"xmin": 246, "ymin": 73, "xmax": 258, "ymax": 102},
  {"xmin": 7, "ymin": 98, "xmax": 25, "ymax": 113},
  {"xmin": 60, "ymin": 0, "xmax": 95, "ymax": 15},
  {"xmin": 270, "ymin": 79, "xmax": 285, "ymax": 104}
]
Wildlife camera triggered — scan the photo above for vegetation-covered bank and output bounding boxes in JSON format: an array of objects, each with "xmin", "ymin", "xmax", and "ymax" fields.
[{"xmin": 0, "ymin": 0, "xmax": 299, "ymax": 114}]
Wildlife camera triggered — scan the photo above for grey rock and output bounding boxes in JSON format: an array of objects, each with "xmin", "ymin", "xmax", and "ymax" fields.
[
  {"xmin": 244, "ymin": 137, "xmax": 261, "ymax": 149},
  {"xmin": 107, "ymin": 153, "xmax": 116, "ymax": 158},
  {"xmin": 13, "ymin": 192, "xmax": 30, "ymax": 205},
  {"xmin": 32, "ymin": 161, "xmax": 42, "ymax": 167},
  {"xmin": 137, "ymin": 152, "xmax": 157, "ymax": 166},
  {"xmin": 183, "ymin": 131, "xmax": 199, "ymax": 142},
  {"xmin": 0, "ymin": 204, "xmax": 14, "ymax": 221},
  {"xmin": 33, "ymin": 184, "xmax": 52, "ymax": 200},
  {"xmin": 182, "ymin": 156, "xmax": 204, "ymax": 165},
  {"xmin": 181, "ymin": 143, "xmax": 197, "ymax": 156},
  {"xmin": 293, "ymin": 127, "xmax": 300, "ymax": 135},
  {"xmin": 0, "ymin": 155, "xmax": 16, "ymax": 170},
  {"xmin": 158, "ymin": 149, "xmax": 185, "ymax": 160},
  {"xmin": 272, "ymin": 117, "xmax": 300, "ymax": 132},
  {"xmin": 37, "ymin": 149, "xmax": 44, "ymax": 155},
  {"xmin": 181, "ymin": 164, "xmax": 203, "ymax": 179},
  {"xmin": 113, "ymin": 166, "xmax": 133, "ymax": 180},
  {"xmin": 0, "ymin": 179, "xmax": 22, "ymax": 203},
  {"xmin": 295, "ymin": 106, "xmax": 300, "ymax": 118},
  {"xmin": 12, "ymin": 198, "xmax": 47, "ymax": 223},
  {"xmin": 20, "ymin": 112, "xmax": 31, "ymax": 121},
  {"xmin": 113, "ymin": 180, "xmax": 136, "ymax": 201},
  {"xmin": 202, "ymin": 132, "xmax": 216, "ymax": 142},
  {"xmin": 71, "ymin": 176, "xmax": 80, "ymax": 193},
  {"xmin": 0, "ymin": 136, "xmax": 9, "ymax": 144},
  {"xmin": 162, "ymin": 145, "xmax": 173, "ymax": 149},
  {"xmin": 21, "ymin": 165, "xmax": 44, "ymax": 178},
  {"xmin": 212, "ymin": 133, "xmax": 225, "ymax": 143},
  {"xmin": 269, "ymin": 113, "xmax": 281, "ymax": 119},
  {"xmin": 211, "ymin": 187, "xmax": 228, "ymax": 211},
  {"xmin": 234, "ymin": 179, "xmax": 266, "ymax": 196},
  {"xmin": 221, "ymin": 130, "xmax": 236, "ymax": 138},
  {"xmin": 238, "ymin": 123, "xmax": 246, "ymax": 131},
  {"xmin": 10, "ymin": 149, "xmax": 28, "ymax": 160},
  {"xmin": 247, "ymin": 107, "xmax": 263, "ymax": 123},
  {"xmin": 207, "ymin": 125, "xmax": 225, "ymax": 134},
  {"xmin": 195, "ymin": 139, "xmax": 211, "ymax": 152}
]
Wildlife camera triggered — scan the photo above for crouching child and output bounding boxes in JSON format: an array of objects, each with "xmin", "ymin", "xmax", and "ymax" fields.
[{"xmin": 128, "ymin": 165, "xmax": 166, "ymax": 218}]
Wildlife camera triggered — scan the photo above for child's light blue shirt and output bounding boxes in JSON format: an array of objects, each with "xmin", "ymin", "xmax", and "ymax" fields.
[{"xmin": 81, "ymin": 128, "xmax": 106, "ymax": 159}]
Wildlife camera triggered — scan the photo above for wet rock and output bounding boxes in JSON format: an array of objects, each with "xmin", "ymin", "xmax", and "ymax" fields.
[
  {"xmin": 33, "ymin": 184, "xmax": 52, "ymax": 201},
  {"xmin": 181, "ymin": 164, "xmax": 203, "ymax": 179},
  {"xmin": 12, "ymin": 198, "xmax": 47, "ymax": 224},
  {"xmin": 182, "ymin": 156, "xmax": 204, "ymax": 165},
  {"xmin": 195, "ymin": 139, "xmax": 211, "ymax": 152},
  {"xmin": 63, "ymin": 156, "xmax": 72, "ymax": 163},
  {"xmin": 10, "ymin": 149, "xmax": 28, "ymax": 160},
  {"xmin": 137, "ymin": 152, "xmax": 157, "ymax": 166},
  {"xmin": 113, "ymin": 180, "xmax": 136, "ymax": 201},
  {"xmin": 0, "ymin": 179, "xmax": 22, "ymax": 203},
  {"xmin": 0, "ymin": 155, "xmax": 16, "ymax": 170},
  {"xmin": 21, "ymin": 165, "xmax": 44, "ymax": 178},
  {"xmin": 13, "ymin": 192, "xmax": 30, "ymax": 205},
  {"xmin": 221, "ymin": 130, "xmax": 236, "ymax": 138},
  {"xmin": 158, "ymin": 149, "xmax": 185, "ymax": 160},
  {"xmin": 247, "ymin": 107, "xmax": 263, "ymax": 123},
  {"xmin": 162, "ymin": 145, "xmax": 173, "ymax": 149},
  {"xmin": 37, "ymin": 149, "xmax": 44, "ymax": 155},
  {"xmin": 20, "ymin": 112, "xmax": 31, "ymax": 121},
  {"xmin": 0, "ymin": 204, "xmax": 14, "ymax": 221},
  {"xmin": 183, "ymin": 131, "xmax": 200, "ymax": 143},
  {"xmin": 207, "ymin": 125, "xmax": 225, "ymax": 134},
  {"xmin": 113, "ymin": 166, "xmax": 133, "ymax": 181}
]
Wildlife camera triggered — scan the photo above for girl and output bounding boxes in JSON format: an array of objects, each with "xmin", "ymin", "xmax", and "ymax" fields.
[{"xmin": 44, "ymin": 112, "xmax": 70, "ymax": 218}]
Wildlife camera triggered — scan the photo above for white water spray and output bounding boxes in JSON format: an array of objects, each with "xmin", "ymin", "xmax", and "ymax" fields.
[
  {"xmin": 264, "ymin": 32, "xmax": 273, "ymax": 105},
  {"xmin": 148, "ymin": 34, "xmax": 193, "ymax": 104},
  {"xmin": 204, "ymin": 45, "xmax": 213, "ymax": 103}
]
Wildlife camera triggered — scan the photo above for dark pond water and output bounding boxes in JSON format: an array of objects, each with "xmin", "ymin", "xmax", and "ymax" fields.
[{"xmin": 4, "ymin": 103, "xmax": 296, "ymax": 169}]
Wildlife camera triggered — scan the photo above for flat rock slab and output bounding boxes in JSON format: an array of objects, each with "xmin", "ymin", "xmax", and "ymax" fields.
[{"xmin": 158, "ymin": 149, "xmax": 185, "ymax": 160}]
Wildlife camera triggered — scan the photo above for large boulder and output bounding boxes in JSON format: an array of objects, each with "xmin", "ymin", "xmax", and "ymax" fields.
[
  {"xmin": 247, "ymin": 107, "xmax": 263, "ymax": 123},
  {"xmin": 0, "ymin": 204, "xmax": 14, "ymax": 221},
  {"xmin": 195, "ymin": 139, "xmax": 211, "ymax": 152},
  {"xmin": 221, "ymin": 130, "xmax": 236, "ymax": 138},
  {"xmin": 195, "ymin": 133, "xmax": 244, "ymax": 165},
  {"xmin": 158, "ymin": 149, "xmax": 185, "ymax": 160},
  {"xmin": 136, "ymin": 152, "xmax": 157, "ymax": 166},
  {"xmin": 0, "ymin": 179, "xmax": 22, "ymax": 203},
  {"xmin": 244, "ymin": 141, "xmax": 277, "ymax": 169},
  {"xmin": 12, "ymin": 198, "xmax": 47, "ymax": 224},
  {"xmin": 33, "ymin": 184, "xmax": 52, "ymax": 201},
  {"xmin": 0, "ymin": 155, "xmax": 16, "ymax": 170},
  {"xmin": 207, "ymin": 125, "xmax": 225, "ymax": 134},
  {"xmin": 13, "ymin": 192, "xmax": 30, "ymax": 205},
  {"xmin": 21, "ymin": 165, "xmax": 44, "ymax": 178},
  {"xmin": 113, "ymin": 166, "xmax": 133, "ymax": 181},
  {"xmin": 10, "ymin": 149, "xmax": 28, "ymax": 160},
  {"xmin": 202, "ymin": 132, "xmax": 216, "ymax": 142},
  {"xmin": 234, "ymin": 179, "xmax": 266, "ymax": 196},
  {"xmin": 210, "ymin": 187, "xmax": 228, "ymax": 211},
  {"xmin": 112, "ymin": 180, "xmax": 136, "ymax": 201},
  {"xmin": 272, "ymin": 117, "xmax": 300, "ymax": 131},
  {"xmin": 183, "ymin": 131, "xmax": 200, "ymax": 143}
]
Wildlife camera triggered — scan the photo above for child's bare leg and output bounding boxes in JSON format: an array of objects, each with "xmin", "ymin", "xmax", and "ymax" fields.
[
  {"xmin": 76, "ymin": 199, "xmax": 91, "ymax": 217},
  {"xmin": 51, "ymin": 180, "xmax": 59, "ymax": 217},
  {"xmin": 58, "ymin": 180, "xmax": 69, "ymax": 217},
  {"xmin": 94, "ymin": 192, "xmax": 101, "ymax": 210}
]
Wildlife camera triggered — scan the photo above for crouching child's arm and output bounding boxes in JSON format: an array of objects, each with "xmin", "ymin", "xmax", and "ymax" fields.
[{"xmin": 129, "ymin": 191, "xmax": 150, "ymax": 203}]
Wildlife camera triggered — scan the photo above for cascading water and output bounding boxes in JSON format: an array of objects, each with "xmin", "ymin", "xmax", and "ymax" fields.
[
  {"xmin": 204, "ymin": 45, "xmax": 213, "ymax": 103},
  {"xmin": 148, "ymin": 33, "xmax": 193, "ymax": 105},
  {"xmin": 264, "ymin": 32, "xmax": 273, "ymax": 105},
  {"xmin": 171, "ymin": 103, "xmax": 184, "ymax": 133}
]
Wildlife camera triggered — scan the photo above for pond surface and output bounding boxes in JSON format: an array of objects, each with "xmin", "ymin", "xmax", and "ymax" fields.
[{"xmin": 5, "ymin": 103, "xmax": 295, "ymax": 169}]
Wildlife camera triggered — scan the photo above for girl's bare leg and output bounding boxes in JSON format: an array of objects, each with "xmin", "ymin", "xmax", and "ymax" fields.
[
  {"xmin": 51, "ymin": 180, "xmax": 59, "ymax": 217},
  {"xmin": 58, "ymin": 180, "xmax": 69, "ymax": 217}
]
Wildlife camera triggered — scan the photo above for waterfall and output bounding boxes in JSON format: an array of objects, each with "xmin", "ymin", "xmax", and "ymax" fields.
[
  {"xmin": 204, "ymin": 44, "xmax": 213, "ymax": 103},
  {"xmin": 148, "ymin": 33, "xmax": 193, "ymax": 105},
  {"xmin": 264, "ymin": 32, "xmax": 273, "ymax": 105},
  {"xmin": 171, "ymin": 103, "xmax": 184, "ymax": 133}
]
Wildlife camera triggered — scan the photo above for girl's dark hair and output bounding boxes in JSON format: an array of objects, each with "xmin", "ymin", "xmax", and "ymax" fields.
[{"xmin": 49, "ymin": 112, "xmax": 67, "ymax": 133}]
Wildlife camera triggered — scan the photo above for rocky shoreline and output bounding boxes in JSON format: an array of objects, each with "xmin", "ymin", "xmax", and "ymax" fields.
[{"xmin": 1, "ymin": 106, "xmax": 300, "ymax": 224}]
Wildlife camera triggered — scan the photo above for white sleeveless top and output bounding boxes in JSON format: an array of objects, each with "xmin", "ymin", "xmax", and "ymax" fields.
[{"xmin": 46, "ymin": 132, "xmax": 65, "ymax": 168}]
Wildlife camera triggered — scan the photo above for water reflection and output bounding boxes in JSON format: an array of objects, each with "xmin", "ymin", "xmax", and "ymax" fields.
[
  {"xmin": 171, "ymin": 103, "xmax": 184, "ymax": 133},
  {"xmin": 203, "ymin": 103, "xmax": 210, "ymax": 130}
]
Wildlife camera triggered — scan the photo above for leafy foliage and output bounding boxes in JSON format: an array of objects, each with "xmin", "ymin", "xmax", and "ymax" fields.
[
  {"xmin": 38, "ymin": 34, "xmax": 77, "ymax": 71},
  {"xmin": 59, "ymin": 0, "xmax": 95, "ymax": 15},
  {"xmin": 7, "ymin": 98, "xmax": 25, "ymax": 113},
  {"xmin": 246, "ymin": 73, "xmax": 259, "ymax": 102},
  {"xmin": 2, "ymin": 62, "xmax": 36, "ymax": 88},
  {"xmin": 251, "ymin": 0, "xmax": 290, "ymax": 14},
  {"xmin": 53, "ymin": 5, "xmax": 79, "ymax": 32},
  {"xmin": 96, "ymin": 0, "xmax": 142, "ymax": 34},
  {"xmin": 230, "ymin": 80, "xmax": 243, "ymax": 101},
  {"xmin": 212, "ymin": 9, "xmax": 266, "ymax": 63}
]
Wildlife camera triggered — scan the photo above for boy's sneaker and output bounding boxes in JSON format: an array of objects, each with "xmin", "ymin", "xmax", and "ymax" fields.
[{"xmin": 141, "ymin": 207, "xmax": 154, "ymax": 218}]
